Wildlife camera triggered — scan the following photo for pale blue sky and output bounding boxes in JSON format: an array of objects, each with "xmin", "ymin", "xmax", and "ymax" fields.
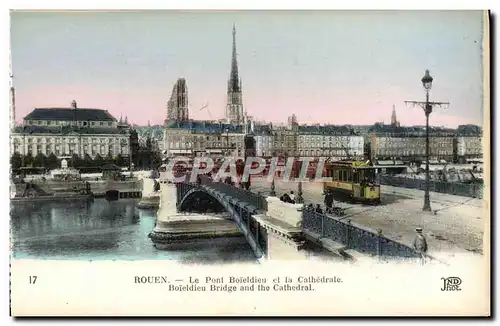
[{"xmin": 10, "ymin": 10, "xmax": 485, "ymax": 127}]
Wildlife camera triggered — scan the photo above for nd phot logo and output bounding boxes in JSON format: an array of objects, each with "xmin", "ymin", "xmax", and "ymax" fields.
[{"xmin": 441, "ymin": 277, "xmax": 462, "ymax": 291}]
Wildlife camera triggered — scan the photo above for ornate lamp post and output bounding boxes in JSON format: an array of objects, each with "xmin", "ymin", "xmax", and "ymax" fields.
[
  {"xmin": 270, "ymin": 175, "xmax": 276, "ymax": 196},
  {"xmin": 225, "ymin": 128, "xmax": 229, "ymax": 157},
  {"xmin": 296, "ymin": 180, "xmax": 304, "ymax": 204},
  {"xmin": 405, "ymin": 70, "xmax": 449, "ymax": 212}
]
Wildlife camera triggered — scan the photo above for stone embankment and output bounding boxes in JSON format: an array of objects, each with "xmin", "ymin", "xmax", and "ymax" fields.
[{"xmin": 148, "ymin": 182, "xmax": 242, "ymax": 249}]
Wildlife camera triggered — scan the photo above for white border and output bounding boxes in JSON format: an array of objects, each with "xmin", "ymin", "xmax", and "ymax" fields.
[{"xmin": 2, "ymin": 0, "xmax": 496, "ymax": 323}]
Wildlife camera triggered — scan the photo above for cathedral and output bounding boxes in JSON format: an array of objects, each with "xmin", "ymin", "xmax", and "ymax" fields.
[{"xmin": 165, "ymin": 78, "xmax": 189, "ymax": 124}]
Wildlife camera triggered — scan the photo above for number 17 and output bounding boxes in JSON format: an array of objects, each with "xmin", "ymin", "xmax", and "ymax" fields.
[{"xmin": 29, "ymin": 276, "xmax": 37, "ymax": 284}]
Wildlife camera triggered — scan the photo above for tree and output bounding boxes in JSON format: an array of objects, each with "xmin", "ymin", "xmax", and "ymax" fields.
[
  {"xmin": 364, "ymin": 141, "xmax": 371, "ymax": 161},
  {"xmin": 46, "ymin": 153, "xmax": 59, "ymax": 169},
  {"xmin": 114, "ymin": 154, "xmax": 126, "ymax": 167},
  {"xmin": 32, "ymin": 153, "xmax": 47, "ymax": 167},
  {"xmin": 94, "ymin": 154, "xmax": 104, "ymax": 167},
  {"xmin": 10, "ymin": 153, "xmax": 23, "ymax": 170},
  {"xmin": 105, "ymin": 152, "xmax": 114, "ymax": 164},
  {"xmin": 129, "ymin": 129, "xmax": 140, "ymax": 167},
  {"xmin": 23, "ymin": 154, "xmax": 34, "ymax": 168},
  {"xmin": 70, "ymin": 153, "xmax": 81, "ymax": 168},
  {"xmin": 83, "ymin": 154, "xmax": 93, "ymax": 168}
]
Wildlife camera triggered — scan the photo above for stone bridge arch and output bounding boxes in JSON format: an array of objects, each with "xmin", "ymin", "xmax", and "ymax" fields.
[
  {"xmin": 177, "ymin": 188, "xmax": 226, "ymax": 214},
  {"xmin": 176, "ymin": 183, "xmax": 267, "ymax": 258}
]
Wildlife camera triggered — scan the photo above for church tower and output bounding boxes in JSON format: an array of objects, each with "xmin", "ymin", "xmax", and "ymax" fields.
[
  {"xmin": 226, "ymin": 24, "xmax": 244, "ymax": 125},
  {"xmin": 9, "ymin": 73, "xmax": 15, "ymax": 131},
  {"xmin": 165, "ymin": 78, "xmax": 189, "ymax": 124},
  {"xmin": 391, "ymin": 104, "xmax": 400, "ymax": 127}
]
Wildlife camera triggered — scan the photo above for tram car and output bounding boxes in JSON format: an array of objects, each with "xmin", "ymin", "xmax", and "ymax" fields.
[{"xmin": 323, "ymin": 160, "xmax": 381, "ymax": 204}]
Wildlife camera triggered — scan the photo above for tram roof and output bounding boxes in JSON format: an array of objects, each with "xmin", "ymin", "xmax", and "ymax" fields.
[{"xmin": 326, "ymin": 160, "xmax": 374, "ymax": 168}]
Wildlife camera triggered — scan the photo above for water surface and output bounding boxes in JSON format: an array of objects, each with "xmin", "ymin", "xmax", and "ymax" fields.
[{"xmin": 11, "ymin": 198, "xmax": 257, "ymax": 263}]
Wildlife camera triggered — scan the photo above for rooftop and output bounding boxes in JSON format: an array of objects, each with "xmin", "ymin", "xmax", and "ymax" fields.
[
  {"xmin": 166, "ymin": 120, "xmax": 244, "ymax": 134},
  {"xmin": 298, "ymin": 125, "xmax": 359, "ymax": 135},
  {"xmin": 369, "ymin": 123, "xmax": 457, "ymax": 136},
  {"xmin": 24, "ymin": 108, "xmax": 116, "ymax": 122}
]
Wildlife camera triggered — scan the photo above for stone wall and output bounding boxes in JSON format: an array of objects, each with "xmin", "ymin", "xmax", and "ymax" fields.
[
  {"xmin": 266, "ymin": 196, "xmax": 303, "ymax": 227},
  {"xmin": 265, "ymin": 231, "xmax": 307, "ymax": 260}
]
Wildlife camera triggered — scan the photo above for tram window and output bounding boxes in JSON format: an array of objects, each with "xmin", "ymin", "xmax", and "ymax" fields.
[
  {"xmin": 334, "ymin": 170, "xmax": 339, "ymax": 181},
  {"xmin": 347, "ymin": 170, "xmax": 352, "ymax": 182},
  {"xmin": 353, "ymin": 171, "xmax": 359, "ymax": 183}
]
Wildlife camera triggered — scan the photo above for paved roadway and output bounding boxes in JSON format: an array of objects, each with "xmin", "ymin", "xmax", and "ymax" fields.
[{"xmin": 249, "ymin": 177, "xmax": 485, "ymax": 259}]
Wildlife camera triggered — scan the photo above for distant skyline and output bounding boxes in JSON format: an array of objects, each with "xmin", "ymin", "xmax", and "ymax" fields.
[{"xmin": 10, "ymin": 10, "xmax": 485, "ymax": 127}]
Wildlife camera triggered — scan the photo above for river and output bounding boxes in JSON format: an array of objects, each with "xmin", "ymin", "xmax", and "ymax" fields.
[{"xmin": 10, "ymin": 198, "xmax": 257, "ymax": 263}]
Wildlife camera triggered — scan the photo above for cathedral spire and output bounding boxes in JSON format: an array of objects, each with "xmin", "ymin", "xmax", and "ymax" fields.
[
  {"xmin": 391, "ymin": 104, "xmax": 399, "ymax": 127},
  {"xmin": 229, "ymin": 23, "xmax": 240, "ymax": 93},
  {"xmin": 226, "ymin": 24, "xmax": 244, "ymax": 125}
]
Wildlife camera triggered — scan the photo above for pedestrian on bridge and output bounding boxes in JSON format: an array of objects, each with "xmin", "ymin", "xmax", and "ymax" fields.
[
  {"xmin": 412, "ymin": 228, "xmax": 428, "ymax": 264},
  {"xmin": 324, "ymin": 192, "xmax": 334, "ymax": 213}
]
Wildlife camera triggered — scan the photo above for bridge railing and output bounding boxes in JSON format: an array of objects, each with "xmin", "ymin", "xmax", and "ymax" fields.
[
  {"xmin": 378, "ymin": 175, "xmax": 484, "ymax": 199},
  {"xmin": 198, "ymin": 175, "xmax": 268, "ymax": 212},
  {"xmin": 302, "ymin": 209, "xmax": 422, "ymax": 259}
]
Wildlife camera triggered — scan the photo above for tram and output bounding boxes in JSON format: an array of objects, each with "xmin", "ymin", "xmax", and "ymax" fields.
[{"xmin": 323, "ymin": 160, "xmax": 381, "ymax": 204}]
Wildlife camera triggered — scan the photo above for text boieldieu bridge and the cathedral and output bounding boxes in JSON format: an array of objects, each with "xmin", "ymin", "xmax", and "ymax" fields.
[{"xmin": 149, "ymin": 175, "xmax": 428, "ymax": 262}]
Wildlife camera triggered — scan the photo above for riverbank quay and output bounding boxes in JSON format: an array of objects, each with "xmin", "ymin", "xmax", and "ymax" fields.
[{"xmin": 137, "ymin": 177, "xmax": 160, "ymax": 209}]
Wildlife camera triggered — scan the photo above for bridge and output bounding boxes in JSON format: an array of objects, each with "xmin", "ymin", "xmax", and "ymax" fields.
[
  {"xmin": 176, "ymin": 177, "xmax": 270, "ymax": 258},
  {"xmin": 167, "ymin": 175, "xmax": 427, "ymax": 262}
]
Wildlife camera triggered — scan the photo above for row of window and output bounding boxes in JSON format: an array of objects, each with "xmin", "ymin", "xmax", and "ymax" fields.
[
  {"xmin": 167, "ymin": 142, "xmax": 242, "ymax": 149},
  {"xmin": 377, "ymin": 137, "xmax": 454, "ymax": 143},
  {"xmin": 13, "ymin": 146, "xmax": 129, "ymax": 157},
  {"xmin": 378, "ymin": 142, "xmax": 452, "ymax": 149},
  {"xmin": 297, "ymin": 143, "xmax": 364, "ymax": 148},
  {"xmin": 13, "ymin": 137, "xmax": 127, "ymax": 145},
  {"xmin": 299, "ymin": 150, "xmax": 360, "ymax": 156},
  {"xmin": 167, "ymin": 135, "xmax": 243, "ymax": 142},
  {"xmin": 375, "ymin": 149, "xmax": 453, "ymax": 156},
  {"xmin": 25, "ymin": 120, "xmax": 114, "ymax": 127},
  {"xmin": 298, "ymin": 136, "xmax": 361, "ymax": 141}
]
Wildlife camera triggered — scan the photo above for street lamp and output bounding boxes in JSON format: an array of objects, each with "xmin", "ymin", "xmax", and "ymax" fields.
[
  {"xmin": 405, "ymin": 70, "xmax": 449, "ymax": 212},
  {"xmin": 225, "ymin": 128, "xmax": 229, "ymax": 157},
  {"xmin": 270, "ymin": 176, "xmax": 276, "ymax": 197},
  {"xmin": 296, "ymin": 179, "xmax": 304, "ymax": 204}
]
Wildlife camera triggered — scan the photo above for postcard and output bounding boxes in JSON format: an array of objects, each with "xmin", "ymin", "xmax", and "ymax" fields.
[{"xmin": 8, "ymin": 9, "xmax": 490, "ymax": 316}]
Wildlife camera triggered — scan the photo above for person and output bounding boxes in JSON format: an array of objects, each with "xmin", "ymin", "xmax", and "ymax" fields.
[
  {"xmin": 315, "ymin": 204, "xmax": 323, "ymax": 214},
  {"xmin": 412, "ymin": 228, "xmax": 428, "ymax": 264},
  {"xmin": 281, "ymin": 192, "xmax": 292, "ymax": 203},
  {"xmin": 153, "ymin": 179, "xmax": 160, "ymax": 192},
  {"xmin": 289, "ymin": 191, "xmax": 296, "ymax": 203},
  {"xmin": 324, "ymin": 192, "xmax": 334, "ymax": 213},
  {"xmin": 307, "ymin": 203, "xmax": 314, "ymax": 211}
]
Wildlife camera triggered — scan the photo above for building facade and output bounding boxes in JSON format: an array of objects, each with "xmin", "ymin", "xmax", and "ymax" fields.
[
  {"xmin": 163, "ymin": 121, "xmax": 246, "ymax": 158},
  {"xmin": 371, "ymin": 124, "xmax": 482, "ymax": 163},
  {"xmin": 10, "ymin": 101, "xmax": 130, "ymax": 158},
  {"xmin": 253, "ymin": 124, "xmax": 273, "ymax": 157},
  {"xmin": 456, "ymin": 136, "xmax": 483, "ymax": 163},
  {"xmin": 297, "ymin": 125, "xmax": 364, "ymax": 160},
  {"xmin": 136, "ymin": 125, "xmax": 165, "ymax": 152}
]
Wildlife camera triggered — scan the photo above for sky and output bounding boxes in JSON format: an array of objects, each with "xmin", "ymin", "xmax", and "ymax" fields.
[{"xmin": 10, "ymin": 10, "xmax": 485, "ymax": 127}]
